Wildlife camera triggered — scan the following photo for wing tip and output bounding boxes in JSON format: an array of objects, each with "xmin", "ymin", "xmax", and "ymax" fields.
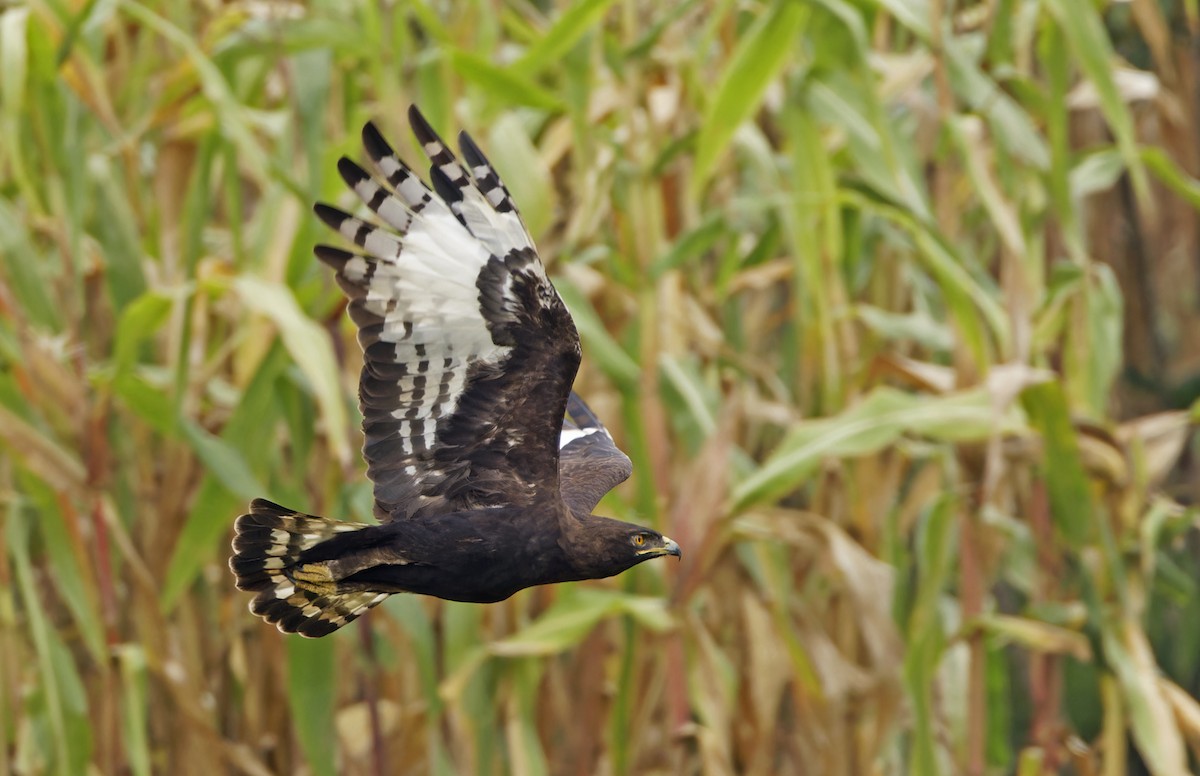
[
  {"xmin": 458, "ymin": 129, "xmax": 485, "ymax": 164},
  {"xmin": 314, "ymin": 244, "xmax": 356, "ymax": 269},
  {"xmin": 407, "ymin": 104, "xmax": 434, "ymax": 142},
  {"xmin": 313, "ymin": 202, "xmax": 352, "ymax": 231},
  {"xmin": 361, "ymin": 121, "xmax": 394, "ymax": 161},
  {"xmin": 249, "ymin": 497, "xmax": 291, "ymax": 515},
  {"xmin": 337, "ymin": 156, "xmax": 369, "ymax": 188}
]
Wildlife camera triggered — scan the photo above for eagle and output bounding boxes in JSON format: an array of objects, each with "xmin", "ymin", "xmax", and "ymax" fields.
[{"xmin": 229, "ymin": 107, "xmax": 680, "ymax": 637}]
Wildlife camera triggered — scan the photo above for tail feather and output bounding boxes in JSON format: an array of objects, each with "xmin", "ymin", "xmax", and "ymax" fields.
[{"xmin": 229, "ymin": 499, "xmax": 387, "ymax": 637}]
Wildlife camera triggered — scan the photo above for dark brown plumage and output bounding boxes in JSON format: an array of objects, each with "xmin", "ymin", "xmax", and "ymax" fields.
[{"xmin": 229, "ymin": 107, "xmax": 679, "ymax": 637}]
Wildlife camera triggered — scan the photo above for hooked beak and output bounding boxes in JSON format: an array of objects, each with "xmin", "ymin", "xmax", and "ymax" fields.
[{"xmin": 635, "ymin": 535, "xmax": 682, "ymax": 560}]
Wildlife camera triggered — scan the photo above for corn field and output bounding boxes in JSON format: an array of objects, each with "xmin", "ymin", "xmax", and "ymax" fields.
[{"xmin": 2, "ymin": 0, "xmax": 1200, "ymax": 774}]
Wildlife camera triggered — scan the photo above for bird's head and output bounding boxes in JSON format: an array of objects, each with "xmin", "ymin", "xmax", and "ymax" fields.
[{"xmin": 565, "ymin": 515, "xmax": 681, "ymax": 579}]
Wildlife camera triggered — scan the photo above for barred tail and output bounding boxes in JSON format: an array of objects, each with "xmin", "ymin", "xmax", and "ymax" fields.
[{"xmin": 229, "ymin": 499, "xmax": 388, "ymax": 638}]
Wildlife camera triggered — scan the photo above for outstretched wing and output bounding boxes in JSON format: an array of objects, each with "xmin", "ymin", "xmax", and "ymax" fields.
[
  {"xmin": 558, "ymin": 393, "xmax": 633, "ymax": 516},
  {"xmin": 314, "ymin": 107, "xmax": 580, "ymax": 521}
]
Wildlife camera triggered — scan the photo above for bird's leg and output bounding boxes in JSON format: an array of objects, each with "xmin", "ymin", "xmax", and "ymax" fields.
[{"xmin": 291, "ymin": 563, "xmax": 337, "ymax": 595}]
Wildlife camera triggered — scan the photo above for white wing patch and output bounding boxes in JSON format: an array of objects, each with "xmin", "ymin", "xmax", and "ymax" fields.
[
  {"xmin": 314, "ymin": 111, "xmax": 561, "ymax": 519},
  {"xmin": 559, "ymin": 426, "xmax": 602, "ymax": 449},
  {"xmin": 316, "ymin": 202, "xmax": 511, "ymax": 469}
]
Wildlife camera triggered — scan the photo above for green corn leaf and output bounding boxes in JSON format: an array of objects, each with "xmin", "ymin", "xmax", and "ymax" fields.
[
  {"xmin": 734, "ymin": 385, "xmax": 1028, "ymax": 511},
  {"xmin": 179, "ymin": 420, "xmax": 266, "ymax": 501},
  {"xmin": 1042, "ymin": 0, "xmax": 1150, "ymax": 203},
  {"xmin": 692, "ymin": 0, "xmax": 807, "ymax": 196},
  {"xmin": 511, "ymin": 0, "xmax": 618, "ymax": 78},
  {"xmin": 1020, "ymin": 381, "xmax": 1094, "ymax": 548},
  {"xmin": 450, "ymin": 50, "xmax": 562, "ymax": 111},
  {"xmin": 288, "ymin": 635, "xmax": 338, "ymax": 776},
  {"xmin": 234, "ymin": 276, "xmax": 351, "ymax": 467},
  {"xmin": 555, "ymin": 280, "xmax": 640, "ymax": 390}
]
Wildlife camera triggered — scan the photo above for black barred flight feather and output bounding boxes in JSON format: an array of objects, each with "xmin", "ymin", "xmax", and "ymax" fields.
[
  {"xmin": 230, "ymin": 107, "xmax": 678, "ymax": 637},
  {"xmin": 406, "ymin": 107, "xmax": 534, "ymax": 255}
]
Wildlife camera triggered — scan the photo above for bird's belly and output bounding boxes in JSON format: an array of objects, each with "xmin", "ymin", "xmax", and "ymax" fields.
[{"xmin": 344, "ymin": 555, "xmax": 539, "ymax": 604}]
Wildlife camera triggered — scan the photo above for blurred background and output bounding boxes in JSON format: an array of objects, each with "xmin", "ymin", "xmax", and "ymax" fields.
[{"xmin": 2, "ymin": 0, "xmax": 1200, "ymax": 774}]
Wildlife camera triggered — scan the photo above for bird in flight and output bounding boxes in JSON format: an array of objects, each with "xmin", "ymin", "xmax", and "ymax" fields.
[{"xmin": 229, "ymin": 106, "xmax": 680, "ymax": 637}]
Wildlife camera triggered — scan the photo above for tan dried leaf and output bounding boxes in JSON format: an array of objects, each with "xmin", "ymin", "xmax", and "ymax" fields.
[{"xmin": 1117, "ymin": 411, "xmax": 1192, "ymax": 489}]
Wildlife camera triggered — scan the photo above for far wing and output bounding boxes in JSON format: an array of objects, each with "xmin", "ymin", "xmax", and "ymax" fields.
[
  {"xmin": 314, "ymin": 107, "xmax": 579, "ymax": 521},
  {"xmin": 557, "ymin": 393, "xmax": 633, "ymax": 516}
]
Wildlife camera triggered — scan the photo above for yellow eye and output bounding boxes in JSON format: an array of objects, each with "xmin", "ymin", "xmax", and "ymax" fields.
[{"xmin": 633, "ymin": 534, "xmax": 646, "ymax": 546}]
